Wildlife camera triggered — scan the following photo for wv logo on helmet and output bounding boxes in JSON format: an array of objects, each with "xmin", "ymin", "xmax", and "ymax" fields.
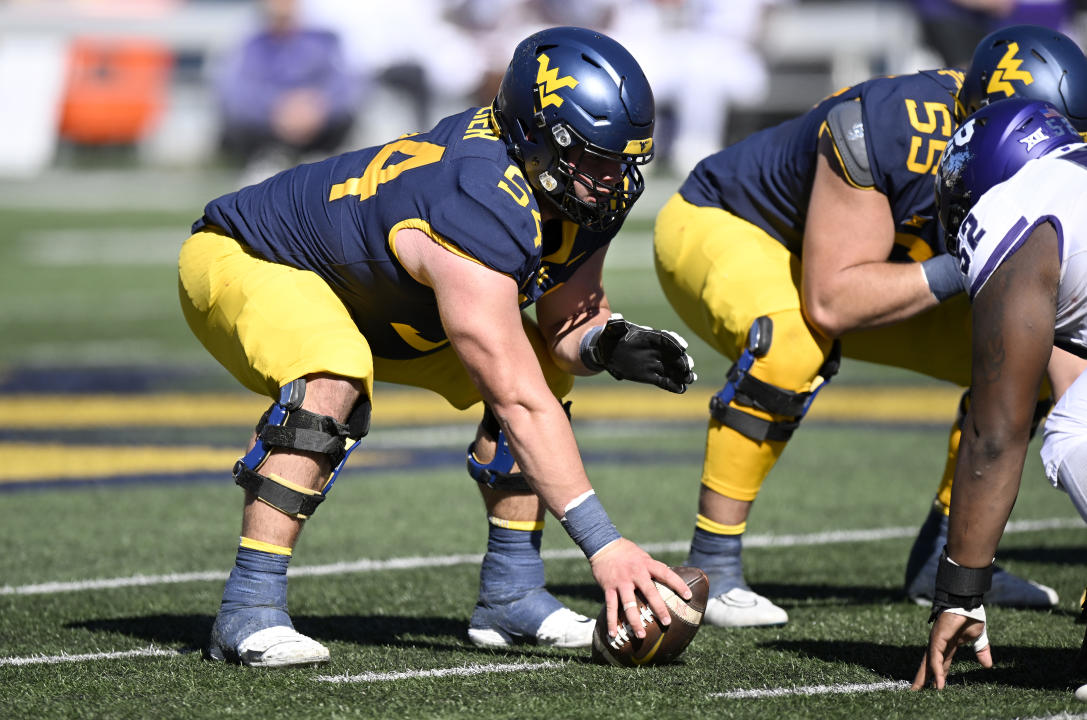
[
  {"xmin": 987, "ymin": 42, "xmax": 1035, "ymax": 97},
  {"xmin": 535, "ymin": 54, "xmax": 578, "ymax": 108}
]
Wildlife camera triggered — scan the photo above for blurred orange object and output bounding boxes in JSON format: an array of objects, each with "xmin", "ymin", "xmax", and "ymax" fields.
[{"xmin": 58, "ymin": 38, "xmax": 174, "ymax": 145}]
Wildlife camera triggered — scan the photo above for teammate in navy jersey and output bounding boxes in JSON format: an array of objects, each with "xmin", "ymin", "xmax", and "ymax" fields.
[
  {"xmin": 653, "ymin": 24, "xmax": 1087, "ymax": 628},
  {"xmin": 913, "ymin": 98, "xmax": 1087, "ymax": 694},
  {"xmin": 180, "ymin": 26, "xmax": 695, "ymax": 667}
]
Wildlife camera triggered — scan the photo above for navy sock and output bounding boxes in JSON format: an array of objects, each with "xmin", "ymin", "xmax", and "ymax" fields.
[
  {"xmin": 686, "ymin": 527, "xmax": 748, "ymax": 597},
  {"xmin": 472, "ymin": 523, "xmax": 563, "ymax": 637},
  {"xmin": 212, "ymin": 546, "xmax": 293, "ymax": 646},
  {"xmin": 478, "ymin": 525, "xmax": 545, "ymax": 605}
]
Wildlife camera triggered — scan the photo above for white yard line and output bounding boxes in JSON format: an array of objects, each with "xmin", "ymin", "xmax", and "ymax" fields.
[
  {"xmin": 3, "ymin": 517, "xmax": 1080, "ymax": 596},
  {"xmin": 0, "ymin": 646, "xmax": 183, "ymax": 667},
  {"xmin": 712, "ymin": 680, "xmax": 910, "ymax": 698},
  {"xmin": 4, "ymin": 649, "xmax": 1087, "ymax": 718},
  {"xmin": 315, "ymin": 660, "xmax": 564, "ymax": 683}
]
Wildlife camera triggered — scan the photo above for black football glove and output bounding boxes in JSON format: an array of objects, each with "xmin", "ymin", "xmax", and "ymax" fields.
[{"xmin": 579, "ymin": 313, "xmax": 696, "ymax": 394}]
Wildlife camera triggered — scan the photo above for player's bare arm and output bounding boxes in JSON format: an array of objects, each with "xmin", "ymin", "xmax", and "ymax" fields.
[
  {"xmin": 395, "ymin": 227, "xmax": 691, "ymax": 636},
  {"xmin": 952, "ymin": 223, "xmax": 1058, "ymax": 566},
  {"xmin": 537, "ymin": 248, "xmax": 695, "ymax": 392},
  {"xmin": 535, "ymin": 247, "xmax": 610, "ymax": 373},
  {"xmin": 802, "ymin": 133, "xmax": 943, "ymax": 338},
  {"xmin": 914, "ymin": 223, "xmax": 1059, "ymax": 690}
]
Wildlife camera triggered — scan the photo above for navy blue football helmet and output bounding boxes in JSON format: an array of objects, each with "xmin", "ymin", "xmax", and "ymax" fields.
[
  {"xmin": 493, "ymin": 26, "xmax": 654, "ymax": 232},
  {"xmin": 958, "ymin": 24, "xmax": 1087, "ymax": 131},
  {"xmin": 936, "ymin": 98, "xmax": 1082, "ymax": 256}
]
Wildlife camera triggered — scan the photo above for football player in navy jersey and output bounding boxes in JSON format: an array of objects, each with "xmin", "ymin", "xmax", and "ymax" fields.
[
  {"xmin": 179, "ymin": 26, "xmax": 696, "ymax": 667},
  {"xmin": 912, "ymin": 98, "xmax": 1087, "ymax": 694},
  {"xmin": 653, "ymin": 24, "xmax": 1087, "ymax": 628}
]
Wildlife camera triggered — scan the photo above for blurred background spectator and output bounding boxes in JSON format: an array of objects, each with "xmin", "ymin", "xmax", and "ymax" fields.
[
  {"xmin": 3, "ymin": 0, "xmax": 1087, "ymax": 181},
  {"xmin": 910, "ymin": 0, "xmax": 1079, "ymax": 68},
  {"xmin": 213, "ymin": 0, "xmax": 358, "ymax": 183},
  {"xmin": 606, "ymin": 0, "xmax": 785, "ymax": 174},
  {"xmin": 298, "ymin": 0, "xmax": 488, "ymax": 141},
  {"xmin": 440, "ymin": 0, "xmax": 785, "ymax": 173}
]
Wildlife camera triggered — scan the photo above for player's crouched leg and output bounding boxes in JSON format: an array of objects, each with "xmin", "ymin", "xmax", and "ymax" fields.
[
  {"xmin": 206, "ymin": 378, "xmax": 371, "ymax": 667},
  {"xmin": 1073, "ymin": 594, "xmax": 1087, "ymax": 699},
  {"xmin": 466, "ymin": 405, "xmax": 594, "ymax": 648}
]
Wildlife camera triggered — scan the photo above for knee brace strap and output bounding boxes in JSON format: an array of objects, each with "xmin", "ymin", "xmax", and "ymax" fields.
[
  {"xmin": 257, "ymin": 396, "xmax": 370, "ymax": 468},
  {"xmin": 467, "ymin": 403, "xmax": 531, "ymax": 492},
  {"xmin": 234, "ymin": 467, "xmax": 325, "ymax": 519},
  {"xmin": 233, "ymin": 379, "xmax": 371, "ymax": 517},
  {"xmin": 709, "ymin": 317, "xmax": 841, "ymax": 443},
  {"xmin": 467, "ymin": 402, "xmax": 571, "ymax": 492}
]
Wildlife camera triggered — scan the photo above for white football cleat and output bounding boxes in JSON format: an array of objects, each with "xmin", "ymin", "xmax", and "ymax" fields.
[
  {"xmin": 534, "ymin": 607, "xmax": 596, "ymax": 648},
  {"xmin": 704, "ymin": 588, "xmax": 788, "ymax": 628},
  {"xmin": 208, "ymin": 625, "xmax": 330, "ymax": 668},
  {"xmin": 468, "ymin": 607, "xmax": 595, "ymax": 648}
]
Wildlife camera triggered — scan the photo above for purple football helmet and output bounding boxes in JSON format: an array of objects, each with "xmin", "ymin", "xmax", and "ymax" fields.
[{"xmin": 936, "ymin": 98, "xmax": 1081, "ymax": 256}]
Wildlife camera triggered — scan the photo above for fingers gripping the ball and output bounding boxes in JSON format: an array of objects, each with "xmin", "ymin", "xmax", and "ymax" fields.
[{"xmin": 591, "ymin": 566, "xmax": 709, "ymax": 667}]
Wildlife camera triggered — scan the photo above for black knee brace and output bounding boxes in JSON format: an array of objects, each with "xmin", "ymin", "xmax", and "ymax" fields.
[
  {"xmin": 233, "ymin": 378, "xmax": 371, "ymax": 518},
  {"xmin": 466, "ymin": 401, "xmax": 572, "ymax": 492},
  {"xmin": 709, "ymin": 317, "xmax": 841, "ymax": 443}
]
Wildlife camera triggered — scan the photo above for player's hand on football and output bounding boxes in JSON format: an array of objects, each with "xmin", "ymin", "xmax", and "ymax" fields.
[
  {"xmin": 588, "ymin": 538, "xmax": 692, "ymax": 639},
  {"xmin": 582, "ymin": 314, "xmax": 696, "ymax": 393},
  {"xmin": 911, "ymin": 609, "xmax": 992, "ymax": 690}
]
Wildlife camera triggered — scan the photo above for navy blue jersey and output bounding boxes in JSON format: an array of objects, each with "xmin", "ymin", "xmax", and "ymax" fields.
[
  {"xmin": 680, "ymin": 70, "xmax": 963, "ymax": 260},
  {"xmin": 194, "ymin": 107, "xmax": 615, "ymax": 360}
]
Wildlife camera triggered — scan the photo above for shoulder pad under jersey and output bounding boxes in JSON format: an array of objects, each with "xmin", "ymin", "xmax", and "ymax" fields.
[
  {"xmin": 825, "ymin": 99, "xmax": 874, "ymax": 189},
  {"xmin": 428, "ymin": 156, "xmax": 541, "ymax": 279}
]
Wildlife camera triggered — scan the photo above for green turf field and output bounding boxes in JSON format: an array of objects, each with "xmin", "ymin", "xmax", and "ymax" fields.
[{"xmin": 1, "ymin": 182, "xmax": 1085, "ymax": 719}]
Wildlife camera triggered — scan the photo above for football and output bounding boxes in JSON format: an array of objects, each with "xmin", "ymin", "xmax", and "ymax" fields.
[{"xmin": 590, "ymin": 566, "xmax": 709, "ymax": 667}]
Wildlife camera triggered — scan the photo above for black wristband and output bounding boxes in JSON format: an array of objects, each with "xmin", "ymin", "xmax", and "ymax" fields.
[{"xmin": 930, "ymin": 546, "xmax": 993, "ymax": 621}]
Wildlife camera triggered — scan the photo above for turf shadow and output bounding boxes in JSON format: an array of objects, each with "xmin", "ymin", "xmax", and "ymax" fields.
[
  {"xmin": 544, "ymin": 582, "xmax": 604, "ymax": 604},
  {"xmin": 748, "ymin": 582, "xmax": 901, "ymax": 607},
  {"xmin": 70, "ymin": 613, "xmax": 211, "ymax": 648},
  {"xmin": 68, "ymin": 613, "xmax": 592, "ymax": 660},
  {"xmin": 996, "ymin": 544, "xmax": 1087, "ymax": 567},
  {"xmin": 764, "ymin": 638, "xmax": 1082, "ymax": 690}
]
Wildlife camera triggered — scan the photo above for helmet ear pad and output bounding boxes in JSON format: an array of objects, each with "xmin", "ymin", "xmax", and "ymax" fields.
[{"xmin": 940, "ymin": 197, "xmax": 970, "ymax": 256}]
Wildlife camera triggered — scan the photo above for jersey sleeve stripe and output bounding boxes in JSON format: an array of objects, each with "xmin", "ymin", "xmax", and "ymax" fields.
[{"xmin": 970, "ymin": 215, "xmax": 1062, "ymax": 299}]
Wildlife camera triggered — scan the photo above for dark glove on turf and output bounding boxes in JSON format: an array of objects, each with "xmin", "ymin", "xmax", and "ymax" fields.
[{"xmin": 579, "ymin": 313, "xmax": 696, "ymax": 394}]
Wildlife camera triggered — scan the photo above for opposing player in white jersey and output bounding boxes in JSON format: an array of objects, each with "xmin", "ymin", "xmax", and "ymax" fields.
[{"xmin": 910, "ymin": 97, "xmax": 1087, "ymax": 694}]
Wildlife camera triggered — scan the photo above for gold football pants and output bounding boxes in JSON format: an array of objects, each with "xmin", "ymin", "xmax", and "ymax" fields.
[
  {"xmin": 653, "ymin": 193, "xmax": 973, "ymax": 506},
  {"xmin": 178, "ymin": 228, "xmax": 573, "ymax": 409}
]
